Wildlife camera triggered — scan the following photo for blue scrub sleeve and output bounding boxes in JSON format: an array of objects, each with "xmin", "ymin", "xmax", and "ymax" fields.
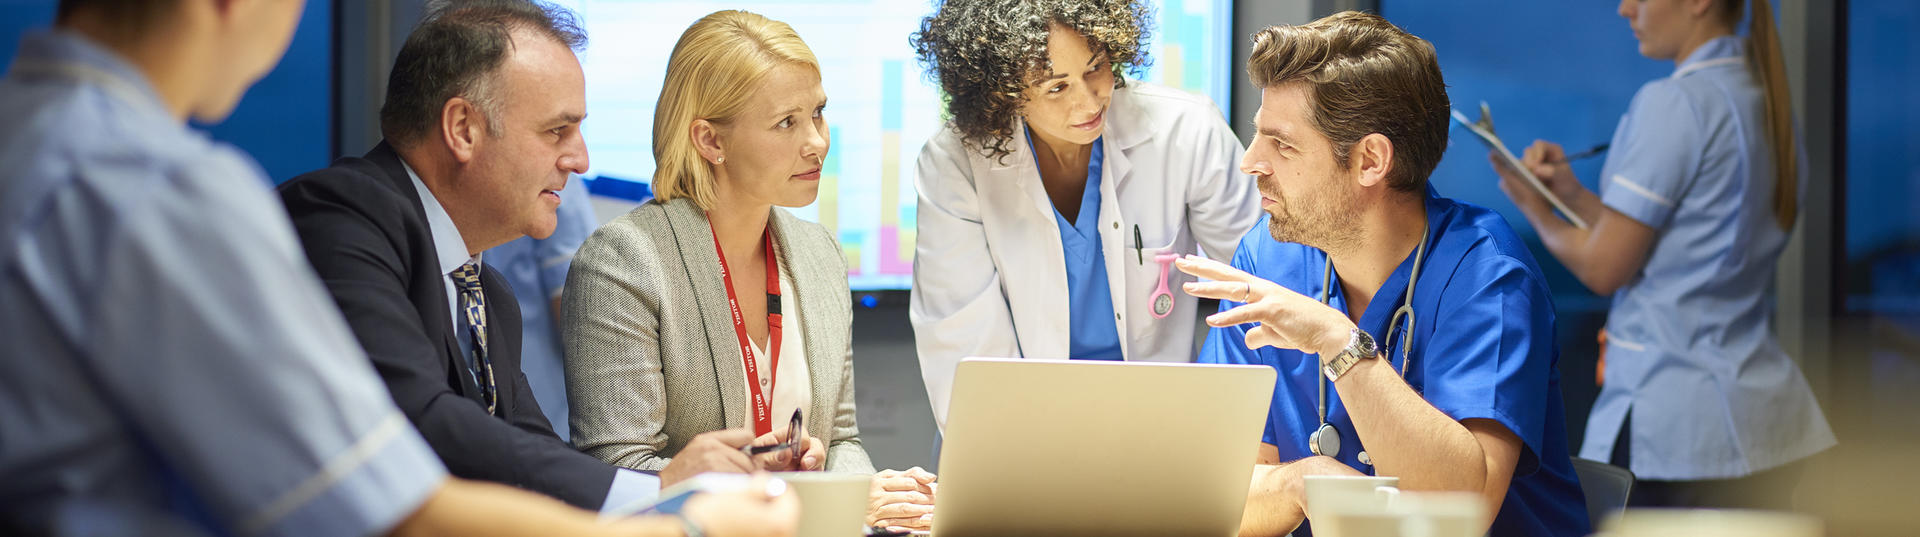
[
  {"xmin": 1196, "ymin": 234, "xmax": 1280, "ymax": 446},
  {"xmin": 97, "ymin": 152, "xmax": 447, "ymax": 537},
  {"xmin": 1416, "ymin": 255, "xmax": 1555, "ymax": 477},
  {"xmin": 1599, "ymin": 81, "xmax": 1702, "ymax": 230}
]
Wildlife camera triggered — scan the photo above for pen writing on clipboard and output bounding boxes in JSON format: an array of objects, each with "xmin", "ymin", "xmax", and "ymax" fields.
[
  {"xmin": 1564, "ymin": 143, "xmax": 1609, "ymax": 162},
  {"xmin": 1451, "ymin": 102, "xmax": 1591, "ymax": 229}
]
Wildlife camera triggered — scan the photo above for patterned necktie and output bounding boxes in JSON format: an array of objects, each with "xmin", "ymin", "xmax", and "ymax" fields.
[{"xmin": 450, "ymin": 261, "xmax": 499, "ymax": 415}]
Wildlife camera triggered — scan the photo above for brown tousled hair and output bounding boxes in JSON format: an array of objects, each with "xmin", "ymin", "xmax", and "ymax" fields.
[{"xmin": 1247, "ymin": 12, "xmax": 1451, "ymax": 193}]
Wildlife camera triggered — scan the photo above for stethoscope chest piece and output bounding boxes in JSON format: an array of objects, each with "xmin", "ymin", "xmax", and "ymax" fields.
[{"xmin": 1309, "ymin": 423, "xmax": 1341, "ymax": 457}]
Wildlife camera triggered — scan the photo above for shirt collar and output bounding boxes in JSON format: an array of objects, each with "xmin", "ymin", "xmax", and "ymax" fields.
[
  {"xmin": 1673, "ymin": 35, "xmax": 1745, "ymax": 78},
  {"xmin": 401, "ymin": 160, "xmax": 480, "ymax": 277},
  {"xmin": 8, "ymin": 30, "xmax": 172, "ymax": 121}
]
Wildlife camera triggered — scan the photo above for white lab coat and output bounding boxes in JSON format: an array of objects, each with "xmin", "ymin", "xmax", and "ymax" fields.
[{"xmin": 910, "ymin": 81, "xmax": 1263, "ymax": 429}]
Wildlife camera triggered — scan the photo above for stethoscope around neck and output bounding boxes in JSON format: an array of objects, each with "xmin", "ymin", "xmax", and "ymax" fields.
[{"xmin": 1307, "ymin": 221, "xmax": 1430, "ymax": 467}]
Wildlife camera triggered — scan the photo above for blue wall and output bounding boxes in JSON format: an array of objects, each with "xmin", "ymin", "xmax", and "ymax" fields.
[
  {"xmin": 0, "ymin": 0, "xmax": 333, "ymax": 184},
  {"xmin": 1383, "ymin": 0, "xmax": 1668, "ymax": 302},
  {"xmin": 1380, "ymin": 1, "xmax": 1678, "ymax": 449},
  {"xmin": 1844, "ymin": 0, "xmax": 1920, "ymax": 315}
]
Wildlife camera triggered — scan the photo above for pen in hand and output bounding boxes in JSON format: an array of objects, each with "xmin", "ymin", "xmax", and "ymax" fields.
[{"xmin": 1562, "ymin": 143, "xmax": 1609, "ymax": 162}]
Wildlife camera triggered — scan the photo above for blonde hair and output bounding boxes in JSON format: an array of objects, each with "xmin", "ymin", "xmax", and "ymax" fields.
[
  {"xmin": 651, "ymin": 10, "xmax": 820, "ymax": 210},
  {"xmin": 1719, "ymin": 0, "xmax": 1796, "ymax": 229}
]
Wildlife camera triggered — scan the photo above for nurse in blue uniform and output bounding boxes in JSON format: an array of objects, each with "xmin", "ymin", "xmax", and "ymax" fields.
[
  {"xmin": 1488, "ymin": 0, "xmax": 1833, "ymax": 509},
  {"xmin": 1184, "ymin": 13, "xmax": 1588, "ymax": 537}
]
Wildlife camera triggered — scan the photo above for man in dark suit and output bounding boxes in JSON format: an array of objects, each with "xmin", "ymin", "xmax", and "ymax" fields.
[{"xmin": 278, "ymin": 0, "xmax": 771, "ymax": 517}]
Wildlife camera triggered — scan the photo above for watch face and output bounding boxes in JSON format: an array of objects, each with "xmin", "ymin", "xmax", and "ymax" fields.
[
  {"xmin": 1353, "ymin": 329, "xmax": 1378, "ymax": 357},
  {"xmin": 1152, "ymin": 294, "xmax": 1173, "ymax": 315}
]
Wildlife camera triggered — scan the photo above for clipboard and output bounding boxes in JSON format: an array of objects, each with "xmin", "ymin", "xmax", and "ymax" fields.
[{"xmin": 1451, "ymin": 102, "xmax": 1590, "ymax": 229}]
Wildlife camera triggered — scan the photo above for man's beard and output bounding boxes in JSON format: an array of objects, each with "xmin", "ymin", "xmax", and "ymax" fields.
[{"xmin": 1266, "ymin": 182, "xmax": 1362, "ymax": 255}]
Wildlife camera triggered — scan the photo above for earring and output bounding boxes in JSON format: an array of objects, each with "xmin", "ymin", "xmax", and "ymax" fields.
[{"xmin": 715, "ymin": 156, "xmax": 726, "ymax": 164}]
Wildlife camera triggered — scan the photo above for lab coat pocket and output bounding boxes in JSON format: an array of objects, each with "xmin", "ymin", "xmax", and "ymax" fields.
[{"xmin": 1120, "ymin": 235, "xmax": 1189, "ymax": 345}]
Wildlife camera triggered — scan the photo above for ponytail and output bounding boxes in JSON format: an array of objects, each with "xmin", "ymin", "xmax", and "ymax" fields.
[{"xmin": 1744, "ymin": 0, "xmax": 1798, "ymax": 230}]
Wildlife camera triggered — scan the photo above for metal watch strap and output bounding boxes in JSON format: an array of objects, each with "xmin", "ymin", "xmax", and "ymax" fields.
[{"xmin": 1323, "ymin": 328, "xmax": 1376, "ymax": 382}]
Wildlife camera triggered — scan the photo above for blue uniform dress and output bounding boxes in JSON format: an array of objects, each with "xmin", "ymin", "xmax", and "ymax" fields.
[
  {"xmin": 1580, "ymin": 35, "xmax": 1834, "ymax": 481},
  {"xmin": 0, "ymin": 31, "xmax": 444, "ymax": 537},
  {"xmin": 1199, "ymin": 188, "xmax": 1589, "ymax": 537},
  {"xmin": 1027, "ymin": 130, "xmax": 1124, "ymax": 361}
]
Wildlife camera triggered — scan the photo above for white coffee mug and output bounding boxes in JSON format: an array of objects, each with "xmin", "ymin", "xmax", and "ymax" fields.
[
  {"xmin": 1312, "ymin": 486, "xmax": 1485, "ymax": 537},
  {"xmin": 773, "ymin": 472, "xmax": 871, "ymax": 537},
  {"xmin": 1304, "ymin": 475, "xmax": 1401, "ymax": 530}
]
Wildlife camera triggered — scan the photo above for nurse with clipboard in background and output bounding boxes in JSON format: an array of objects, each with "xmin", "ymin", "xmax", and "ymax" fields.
[{"xmin": 1486, "ymin": 0, "xmax": 1833, "ymax": 509}]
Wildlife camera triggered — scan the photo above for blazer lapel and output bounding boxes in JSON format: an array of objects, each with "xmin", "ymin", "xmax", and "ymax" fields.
[
  {"xmin": 478, "ymin": 263, "xmax": 520, "ymax": 414},
  {"xmin": 370, "ymin": 141, "xmax": 487, "ymax": 406},
  {"xmin": 664, "ymin": 199, "xmax": 749, "ymax": 430},
  {"xmin": 769, "ymin": 211, "xmax": 840, "ymax": 440}
]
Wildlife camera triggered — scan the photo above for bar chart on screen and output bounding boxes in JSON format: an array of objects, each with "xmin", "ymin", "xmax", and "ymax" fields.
[{"xmin": 554, "ymin": 0, "xmax": 1232, "ymax": 290}]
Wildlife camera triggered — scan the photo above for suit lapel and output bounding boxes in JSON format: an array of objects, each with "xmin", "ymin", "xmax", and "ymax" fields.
[
  {"xmin": 478, "ymin": 263, "xmax": 519, "ymax": 415},
  {"xmin": 367, "ymin": 141, "xmax": 488, "ymax": 406},
  {"xmin": 665, "ymin": 199, "xmax": 749, "ymax": 430}
]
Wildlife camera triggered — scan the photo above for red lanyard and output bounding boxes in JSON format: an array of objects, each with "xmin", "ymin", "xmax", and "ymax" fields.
[{"xmin": 708, "ymin": 214, "xmax": 783, "ymax": 436}]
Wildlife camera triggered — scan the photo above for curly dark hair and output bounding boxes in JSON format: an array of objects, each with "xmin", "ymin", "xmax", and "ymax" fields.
[{"xmin": 911, "ymin": 0, "xmax": 1152, "ymax": 160}]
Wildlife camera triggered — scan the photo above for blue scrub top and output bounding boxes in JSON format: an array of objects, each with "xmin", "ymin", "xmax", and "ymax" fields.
[
  {"xmin": 1198, "ymin": 187, "xmax": 1589, "ymax": 537},
  {"xmin": 1027, "ymin": 130, "xmax": 1123, "ymax": 361}
]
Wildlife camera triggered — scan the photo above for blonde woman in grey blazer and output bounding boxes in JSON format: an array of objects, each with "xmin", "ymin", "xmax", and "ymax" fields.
[
  {"xmin": 564, "ymin": 194, "xmax": 872, "ymax": 469},
  {"xmin": 562, "ymin": 10, "xmax": 938, "ymax": 531}
]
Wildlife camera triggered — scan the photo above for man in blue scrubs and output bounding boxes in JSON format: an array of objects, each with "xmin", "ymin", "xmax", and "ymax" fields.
[{"xmin": 1178, "ymin": 12, "xmax": 1588, "ymax": 537}]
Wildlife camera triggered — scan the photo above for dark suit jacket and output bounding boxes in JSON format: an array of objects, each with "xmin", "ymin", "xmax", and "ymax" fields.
[{"xmin": 277, "ymin": 142, "xmax": 614, "ymax": 509}]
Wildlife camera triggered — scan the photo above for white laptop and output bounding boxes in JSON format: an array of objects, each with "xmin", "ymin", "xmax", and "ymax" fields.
[{"xmin": 929, "ymin": 358, "xmax": 1276, "ymax": 537}]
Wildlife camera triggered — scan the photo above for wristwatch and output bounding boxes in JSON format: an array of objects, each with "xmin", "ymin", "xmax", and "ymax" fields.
[{"xmin": 1323, "ymin": 328, "xmax": 1378, "ymax": 382}]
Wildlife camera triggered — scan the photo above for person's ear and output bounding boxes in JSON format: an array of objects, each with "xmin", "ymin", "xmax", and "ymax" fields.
[
  {"xmin": 1684, "ymin": 0, "xmax": 1717, "ymax": 18},
  {"xmin": 691, "ymin": 119, "xmax": 725, "ymax": 165},
  {"xmin": 1350, "ymin": 133, "xmax": 1395, "ymax": 190},
  {"xmin": 441, "ymin": 97, "xmax": 484, "ymax": 165}
]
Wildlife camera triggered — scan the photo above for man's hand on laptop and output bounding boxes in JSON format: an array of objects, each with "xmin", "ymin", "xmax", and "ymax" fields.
[
  {"xmin": 661, "ymin": 428, "xmax": 760, "ymax": 487},
  {"xmin": 868, "ymin": 467, "xmax": 937, "ymax": 531}
]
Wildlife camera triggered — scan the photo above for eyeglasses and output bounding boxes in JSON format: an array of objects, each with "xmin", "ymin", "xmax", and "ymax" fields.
[{"xmin": 741, "ymin": 409, "xmax": 805, "ymax": 464}]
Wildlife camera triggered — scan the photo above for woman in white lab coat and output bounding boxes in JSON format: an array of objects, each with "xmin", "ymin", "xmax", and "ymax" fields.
[{"xmin": 908, "ymin": 0, "xmax": 1262, "ymax": 428}]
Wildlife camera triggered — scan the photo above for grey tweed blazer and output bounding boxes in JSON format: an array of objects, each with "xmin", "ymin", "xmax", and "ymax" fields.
[{"xmin": 562, "ymin": 197, "xmax": 873, "ymax": 474}]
